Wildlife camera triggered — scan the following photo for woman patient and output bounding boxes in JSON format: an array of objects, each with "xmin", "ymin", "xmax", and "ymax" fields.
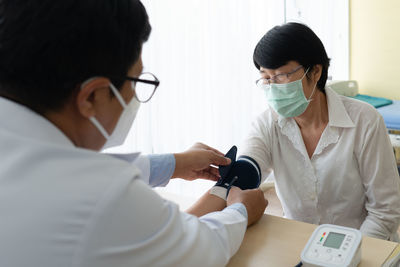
[{"xmin": 240, "ymin": 22, "xmax": 400, "ymax": 240}]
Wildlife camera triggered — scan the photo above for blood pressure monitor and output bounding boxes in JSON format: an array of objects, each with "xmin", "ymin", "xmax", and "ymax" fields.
[{"xmin": 301, "ymin": 224, "xmax": 362, "ymax": 267}]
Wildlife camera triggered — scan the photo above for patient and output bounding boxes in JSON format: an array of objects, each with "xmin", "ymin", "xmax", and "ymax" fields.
[{"xmin": 240, "ymin": 22, "xmax": 400, "ymax": 240}]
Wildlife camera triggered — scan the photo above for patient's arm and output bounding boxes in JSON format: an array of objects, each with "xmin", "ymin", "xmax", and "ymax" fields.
[
  {"xmin": 186, "ymin": 189, "xmax": 226, "ymax": 217},
  {"xmin": 186, "ymin": 187, "xmax": 268, "ymax": 227}
]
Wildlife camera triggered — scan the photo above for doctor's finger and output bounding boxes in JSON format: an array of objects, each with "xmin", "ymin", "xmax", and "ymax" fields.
[
  {"xmin": 198, "ymin": 166, "xmax": 220, "ymax": 180},
  {"xmin": 195, "ymin": 169, "xmax": 220, "ymax": 181},
  {"xmin": 207, "ymin": 166, "xmax": 220, "ymax": 178},
  {"xmin": 192, "ymin": 142, "xmax": 225, "ymax": 156},
  {"xmin": 208, "ymin": 151, "xmax": 231, "ymax": 166}
]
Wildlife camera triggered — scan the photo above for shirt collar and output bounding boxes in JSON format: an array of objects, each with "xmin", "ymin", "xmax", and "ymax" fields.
[
  {"xmin": 274, "ymin": 87, "xmax": 355, "ymax": 128},
  {"xmin": 0, "ymin": 97, "xmax": 75, "ymax": 147},
  {"xmin": 325, "ymin": 87, "xmax": 355, "ymax": 128}
]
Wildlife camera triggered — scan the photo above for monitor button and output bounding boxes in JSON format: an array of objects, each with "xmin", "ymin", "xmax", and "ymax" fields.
[
  {"xmin": 308, "ymin": 251, "xmax": 319, "ymax": 259},
  {"xmin": 334, "ymin": 256, "xmax": 344, "ymax": 263},
  {"xmin": 321, "ymin": 254, "xmax": 333, "ymax": 261}
]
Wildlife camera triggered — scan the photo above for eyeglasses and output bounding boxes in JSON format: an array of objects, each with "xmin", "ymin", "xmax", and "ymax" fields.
[
  {"xmin": 125, "ymin": 72, "xmax": 160, "ymax": 103},
  {"xmin": 255, "ymin": 65, "xmax": 304, "ymax": 86}
]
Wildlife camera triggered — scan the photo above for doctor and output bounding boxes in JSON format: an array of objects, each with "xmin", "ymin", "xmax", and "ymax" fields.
[{"xmin": 0, "ymin": 1, "xmax": 267, "ymax": 267}]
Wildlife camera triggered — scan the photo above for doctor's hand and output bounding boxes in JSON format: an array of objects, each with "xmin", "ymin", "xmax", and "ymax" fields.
[
  {"xmin": 172, "ymin": 142, "xmax": 231, "ymax": 181},
  {"xmin": 227, "ymin": 187, "xmax": 268, "ymax": 227}
]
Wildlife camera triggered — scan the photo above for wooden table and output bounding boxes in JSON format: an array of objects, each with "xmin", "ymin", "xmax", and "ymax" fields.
[
  {"xmin": 228, "ymin": 214, "xmax": 398, "ymax": 267},
  {"xmin": 157, "ymin": 190, "xmax": 398, "ymax": 266}
]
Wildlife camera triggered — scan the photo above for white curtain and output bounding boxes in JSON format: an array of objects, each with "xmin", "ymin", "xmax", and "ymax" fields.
[
  {"xmin": 285, "ymin": 0, "xmax": 349, "ymax": 80},
  {"xmin": 108, "ymin": 0, "xmax": 349, "ymax": 199}
]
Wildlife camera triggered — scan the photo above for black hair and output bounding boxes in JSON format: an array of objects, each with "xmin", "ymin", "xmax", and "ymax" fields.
[
  {"xmin": 0, "ymin": 0, "xmax": 151, "ymax": 114},
  {"xmin": 253, "ymin": 22, "xmax": 330, "ymax": 93}
]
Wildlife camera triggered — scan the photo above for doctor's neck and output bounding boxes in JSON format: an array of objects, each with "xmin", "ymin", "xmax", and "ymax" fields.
[{"xmin": 44, "ymin": 107, "xmax": 104, "ymax": 150}]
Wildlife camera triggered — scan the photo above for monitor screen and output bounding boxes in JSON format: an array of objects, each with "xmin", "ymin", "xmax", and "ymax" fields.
[{"xmin": 323, "ymin": 232, "xmax": 346, "ymax": 249}]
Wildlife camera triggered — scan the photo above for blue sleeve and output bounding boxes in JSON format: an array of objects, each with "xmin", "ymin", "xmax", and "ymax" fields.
[
  {"xmin": 224, "ymin": 203, "xmax": 248, "ymax": 219},
  {"xmin": 148, "ymin": 154, "xmax": 176, "ymax": 187}
]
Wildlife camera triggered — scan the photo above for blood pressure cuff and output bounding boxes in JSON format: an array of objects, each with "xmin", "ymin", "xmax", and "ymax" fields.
[{"xmin": 214, "ymin": 146, "xmax": 261, "ymax": 196}]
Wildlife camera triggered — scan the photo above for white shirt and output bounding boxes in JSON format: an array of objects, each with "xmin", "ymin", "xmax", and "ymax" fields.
[
  {"xmin": 0, "ymin": 97, "xmax": 247, "ymax": 267},
  {"xmin": 240, "ymin": 87, "xmax": 400, "ymax": 240}
]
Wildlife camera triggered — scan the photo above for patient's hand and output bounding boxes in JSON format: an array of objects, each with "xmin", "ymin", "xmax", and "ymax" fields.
[{"xmin": 172, "ymin": 142, "xmax": 231, "ymax": 181}]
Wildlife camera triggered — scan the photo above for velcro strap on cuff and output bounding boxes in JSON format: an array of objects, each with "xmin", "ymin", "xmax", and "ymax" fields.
[{"xmin": 209, "ymin": 186, "xmax": 228, "ymax": 200}]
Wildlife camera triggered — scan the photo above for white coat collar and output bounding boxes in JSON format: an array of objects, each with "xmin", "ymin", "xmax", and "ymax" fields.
[{"xmin": 0, "ymin": 97, "xmax": 75, "ymax": 147}]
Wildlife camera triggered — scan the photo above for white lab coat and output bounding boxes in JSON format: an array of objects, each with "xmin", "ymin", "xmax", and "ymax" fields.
[{"xmin": 0, "ymin": 97, "xmax": 247, "ymax": 267}]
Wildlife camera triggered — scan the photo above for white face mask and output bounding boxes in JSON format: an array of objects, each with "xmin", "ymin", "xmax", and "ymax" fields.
[{"xmin": 84, "ymin": 80, "xmax": 140, "ymax": 149}]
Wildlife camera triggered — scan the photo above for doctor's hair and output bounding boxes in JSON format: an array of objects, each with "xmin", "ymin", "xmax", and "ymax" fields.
[
  {"xmin": 253, "ymin": 22, "xmax": 330, "ymax": 93},
  {"xmin": 0, "ymin": 0, "xmax": 151, "ymax": 114}
]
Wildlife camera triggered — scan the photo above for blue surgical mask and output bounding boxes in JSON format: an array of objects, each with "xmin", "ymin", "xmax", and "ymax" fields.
[{"xmin": 260, "ymin": 68, "xmax": 316, "ymax": 118}]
